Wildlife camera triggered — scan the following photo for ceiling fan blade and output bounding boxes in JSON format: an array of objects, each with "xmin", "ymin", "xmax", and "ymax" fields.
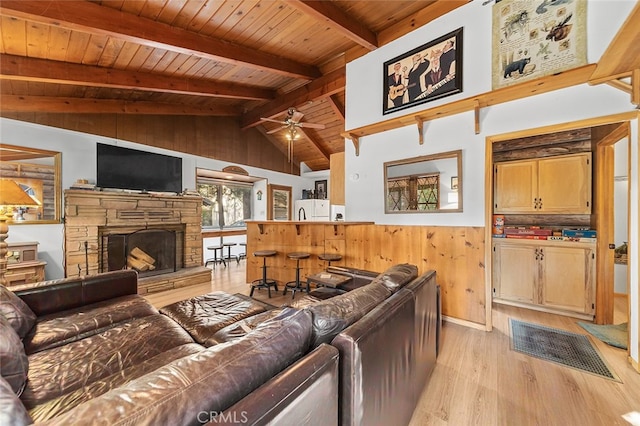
[
  {"xmin": 260, "ymin": 117, "xmax": 286, "ymax": 124},
  {"xmin": 266, "ymin": 126, "xmax": 287, "ymax": 135},
  {"xmin": 298, "ymin": 122, "xmax": 326, "ymax": 129},
  {"xmin": 290, "ymin": 111, "xmax": 304, "ymax": 123}
]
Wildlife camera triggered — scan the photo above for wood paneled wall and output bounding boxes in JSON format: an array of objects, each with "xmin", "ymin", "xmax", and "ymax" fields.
[
  {"xmin": 246, "ymin": 222, "xmax": 486, "ymax": 325},
  {"xmin": 2, "ymin": 113, "xmax": 299, "ymax": 175}
]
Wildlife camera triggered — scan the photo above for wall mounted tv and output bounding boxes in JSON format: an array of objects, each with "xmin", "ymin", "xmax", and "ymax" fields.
[{"xmin": 97, "ymin": 143, "xmax": 182, "ymax": 193}]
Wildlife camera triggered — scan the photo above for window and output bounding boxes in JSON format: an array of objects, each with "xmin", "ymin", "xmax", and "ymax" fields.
[
  {"xmin": 387, "ymin": 174, "xmax": 440, "ymax": 211},
  {"xmin": 197, "ymin": 178, "xmax": 252, "ymax": 229}
]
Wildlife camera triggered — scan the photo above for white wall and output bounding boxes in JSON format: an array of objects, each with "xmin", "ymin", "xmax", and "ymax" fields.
[
  {"xmin": 344, "ymin": 0, "xmax": 639, "ymax": 363},
  {"xmin": 0, "ymin": 118, "xmax": 312, "ymax": 279}
]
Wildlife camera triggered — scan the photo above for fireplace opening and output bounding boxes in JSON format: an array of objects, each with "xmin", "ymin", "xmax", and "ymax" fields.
[{"xmin": 103, "ymin": 229, "xmax": 179, "ymax": 277}]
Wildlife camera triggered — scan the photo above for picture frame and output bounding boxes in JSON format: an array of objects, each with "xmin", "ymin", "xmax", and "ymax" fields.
[
  {"xmin": 451, "ymin": 176, "xmax": 459, "ymax": 191},
  {"xmin": 315, "ymin": 180, "xmax": 327, "ymax": 200},
  {"xmin": 383, "ymin": 27, "xmax": 463, "ymax": 115}
]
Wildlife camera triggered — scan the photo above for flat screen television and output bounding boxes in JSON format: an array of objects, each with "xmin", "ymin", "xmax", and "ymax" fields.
[{"xmin": 97, "ymin": 143, "xmax": 182, "ymax": 193}]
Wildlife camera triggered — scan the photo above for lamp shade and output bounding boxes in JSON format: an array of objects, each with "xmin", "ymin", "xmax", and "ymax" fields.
[{"xmin": 0, "ymin": 179, "xmax": 40, "ymax": 207}]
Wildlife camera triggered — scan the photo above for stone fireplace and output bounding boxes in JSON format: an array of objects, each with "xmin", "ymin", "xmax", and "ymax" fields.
[{"xmin": 64, "ymin": 190, "xmax": 210, "ymax": 294}]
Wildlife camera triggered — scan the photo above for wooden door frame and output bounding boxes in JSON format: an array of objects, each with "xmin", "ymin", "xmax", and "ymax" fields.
[{"xmin": 485, "ymin": 111, "xmax": 636, "ymax": 332}]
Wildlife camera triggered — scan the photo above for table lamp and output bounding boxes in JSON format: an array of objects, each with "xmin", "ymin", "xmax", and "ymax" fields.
[{"xmin": 0, "ymin": 179, "xmax": 40, "ymax": 286}]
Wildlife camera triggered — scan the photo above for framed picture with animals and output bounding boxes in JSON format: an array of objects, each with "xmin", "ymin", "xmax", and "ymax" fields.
[
  {"xmin": 383, "ymin": 28, "xmax": 463, "ymax": 115},
  {"xmin": 491, "ymin": 0, "xmax": 587, "ymax": 89}
]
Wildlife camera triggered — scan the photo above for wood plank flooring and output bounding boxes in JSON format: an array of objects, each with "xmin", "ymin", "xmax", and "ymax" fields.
[{"xmin": 145, "ymin": 262, "xmax": 640, "ymax": 426}]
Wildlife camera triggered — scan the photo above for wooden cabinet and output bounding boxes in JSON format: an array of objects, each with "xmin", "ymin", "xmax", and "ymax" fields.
[
  {"xmin": 5, "ymin": 241, "xmax": 46, "ymax": 287},
  {"xmin": 493, "ymin": 239, "xmax": 595, "ymax": 318},
  {"xmin": 494, "ymin": 153, "xmax": 592, "ymax": 214}
]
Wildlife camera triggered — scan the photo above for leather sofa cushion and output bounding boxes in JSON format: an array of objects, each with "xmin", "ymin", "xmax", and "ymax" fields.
[
  {"xmin": 160, "ymin": 291, "xmax": 271, "ymax": 346},
  {"xmin": 0, "ymin": 376, "xmax": 32, "ymax": 426},
  {"xmin": 21, "ymin": 314, "xmax": 194, "ymax": 409},
  {"xmin": 47, "ymin": 308, "xmax": 313, "ymax": 425},
  {"xmin": 372, "ymin": 263, "xmax": 418, "ymax": 292},
  {"xmin": 28, "ymin": 343, "xmax": 204, "ymax": 422},
  {"xmin": 14, "ymin": 270, "xmax": 138, "ymax": 317},
  {"xmin": 0, "ymin": 285, "xmax": 36, "ymax": 338},
  {"xmin": 23, "ymin": 294, "xmax": 158, "ymax": 355},
  {"xmin": 210, "ymin": 308, "xmax": 285, "ymax": 345},
  {"xmin": 0, "ymin": 315, "xmax": 28, "ymax": 396},
  {"xmin": 306, "ymin": 282, "xmax": 392, "ymax": 347}
]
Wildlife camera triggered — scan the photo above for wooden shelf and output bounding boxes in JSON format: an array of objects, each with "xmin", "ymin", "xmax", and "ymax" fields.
[{"xmin": 342, "ymin": 64, "xmax": 597, "ymax": 153}]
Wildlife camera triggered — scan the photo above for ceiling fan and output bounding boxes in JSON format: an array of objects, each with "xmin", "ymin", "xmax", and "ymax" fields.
[
  {"xmin": 260, "ymin": 108, "xmax": 326, "ymax": 167},
  {"xmin": 260, "ymin": 107, "xmax": 326, "ymax": 139}
]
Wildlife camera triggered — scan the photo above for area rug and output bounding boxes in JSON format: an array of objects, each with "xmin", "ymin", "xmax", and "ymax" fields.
[
  {"xmin": 510, "ymin": 319, "xmax": 620, "ymax": 382},
  {"xmin": 577, "ymin": 321, "xmax": 628, "ymax": 350}
]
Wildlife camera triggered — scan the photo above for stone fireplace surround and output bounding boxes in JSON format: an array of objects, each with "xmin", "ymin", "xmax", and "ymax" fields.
[{"xmin": 64, "ymin": 189, "xmax": 210, "ymax": 295}]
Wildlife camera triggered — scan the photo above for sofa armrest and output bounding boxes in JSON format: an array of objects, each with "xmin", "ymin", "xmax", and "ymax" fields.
[
  {"xmin": 14, "ymin": 270, "xmax": 138, "ymax": 316},
  {"xmin": 326, "ymin": 266, "xmax": 378, "ymax": 290},
  {"xmin": 216, "ymin": 344, "xmax": 339, "ymax": 425}
]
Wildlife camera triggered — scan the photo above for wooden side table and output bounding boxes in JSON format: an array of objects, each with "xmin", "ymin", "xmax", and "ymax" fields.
[
  {"xmin": 6, "ymin": 260, "xmax": 47, "ymax": 287},
  {"xmin": 5, "ymin": 241, "xmax": 46, "ymax": 287}
]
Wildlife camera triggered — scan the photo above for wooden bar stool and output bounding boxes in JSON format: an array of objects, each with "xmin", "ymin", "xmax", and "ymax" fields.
[
  {"xmin": 223, "ymin": 242, "xmax": 238, "ymax": 264},
  {"xmin": 283, "ymin": 252, "xmax": 311, "ymax": 299},
  {"xmin": 204, "ymin": 245, "xmax": 226, "ymax": 268},
  {"xmin": 250, "ymin": 250, "xmax": 278, "ymax": 298},
  {"xmin": 319, "ymin": 253, "xmax": 342, "ymax": 267}
]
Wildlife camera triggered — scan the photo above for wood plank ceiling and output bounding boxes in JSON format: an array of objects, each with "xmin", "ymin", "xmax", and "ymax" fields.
[{"xmin": 0, "ymin": 0, "xmax": 468, "ymax": 171}]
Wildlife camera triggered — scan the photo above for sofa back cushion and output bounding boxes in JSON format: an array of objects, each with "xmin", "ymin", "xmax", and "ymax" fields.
[
  {"xmin": 47, "ymin": 307, "xmax": 313, "ymax": 425},
  {"xmin": 0, "ymin": 315, "xmax": 29, "ymax": 396},
  {"xmin": 0, "ymin": 376, "xmax": 32, "ymax": 426},
  {"xmin": 0, "ymin": 285, "xmax": 36, "ymax": 338},
  {"xmin": 373, "ymin": 263, "xmax": 418, "ymax": 292},
  {"xmin": 306, "ymin": 282, "xmax": 391, "ymax": 347},
  {"xmin": 14, "ymin": 270, "xmax": 138, "ymax": 316}
]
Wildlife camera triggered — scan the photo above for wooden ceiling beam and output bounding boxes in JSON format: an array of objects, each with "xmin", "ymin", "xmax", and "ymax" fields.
[
  {"xmin": 327, "ymin": 95, "xmax": 346, "ymax": 122},
  {"xmin": 0, "ymin": 0, "xmax": 321, "ymax": 80},
  {"xmin": 0, "ymin": 95, "xmax": 240, "ymax": 116},
  {"xmin": 0, "ymin": 54, "xmax": 275, "ymax": 101},
  {"xmin": 241, "ymin": 68, "xmax": 346, "ymax": 129},
  {"xmin": 297, "ymin": 128, "xmax": 330, "ymax": 161},
  {"xmin": 288, "ymin": 1, "xmax": 378, "ymax": 50}
]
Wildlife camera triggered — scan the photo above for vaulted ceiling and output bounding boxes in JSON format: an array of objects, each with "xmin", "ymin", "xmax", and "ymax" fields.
[{"xmin": 0, "ymin": 0, "xmax": 468, "ymax": 171}]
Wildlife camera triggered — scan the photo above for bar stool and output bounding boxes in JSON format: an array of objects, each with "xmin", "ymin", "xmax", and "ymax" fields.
[
  {"xmin": 319, "ymin": 253, "xmax": 342, "ymax": 267},
  {"xmin": 204, "ymin": 245, "xmax": 226, "ymax": 268},
  {"xmin": 250, "ymin": 250, "xmax": 278, "ymax": 298},
  {"xmin": 223, "ymin": 242, "xmax": 238, "ymax": 264},
  {"xmin": 283, "ymin": 252, "xmax": 311, "ymax": 299},
  {"xmin": 238, "ymin": 243, "xmax": 247, "ymax": 261}
]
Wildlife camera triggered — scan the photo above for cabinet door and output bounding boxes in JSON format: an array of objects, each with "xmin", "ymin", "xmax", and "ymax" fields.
[
  {"xmin": 493, "ymin": 242, "xmax": 537, "ymax": 303},
  {"xmin": 494, "ymin": 160, "xmax": 537, "ymax": 213},
  {"xmin": 537, "ymin": 153, "xmax": 591, "ymax": 214},
  {"xmin": 540, "ymin": 246, "xmax": 595, "ymax": 314}
]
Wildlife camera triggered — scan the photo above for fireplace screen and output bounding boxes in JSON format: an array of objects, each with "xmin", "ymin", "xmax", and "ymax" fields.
[{"xmin": 103, "ymin": 229, "xmax": 178, "ymax": 277}]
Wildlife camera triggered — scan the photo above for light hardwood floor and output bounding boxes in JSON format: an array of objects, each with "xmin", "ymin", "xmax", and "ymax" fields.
[{"xmin": 146, "ymin": 262, "xmax": 639, "ymax": 426}]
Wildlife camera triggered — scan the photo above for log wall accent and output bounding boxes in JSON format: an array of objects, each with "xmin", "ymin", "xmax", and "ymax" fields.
[
  {"xmin": 64, "ymin": 189, "xmax": 207, "ymax": 294},
  {"xmin": 246, "ymin": 222, "xmax": 486, "ymax": 325}
]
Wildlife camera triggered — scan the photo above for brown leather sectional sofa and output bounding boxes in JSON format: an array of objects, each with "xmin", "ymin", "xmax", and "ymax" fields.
[{"xmin": 0, "ymin": 264, "xmax": 440, "ymax": 426}]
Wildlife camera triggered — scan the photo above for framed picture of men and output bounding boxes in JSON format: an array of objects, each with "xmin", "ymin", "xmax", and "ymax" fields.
[{"xmin": 383, "ymin": 27, "xmax": 463, "ymax": 115}]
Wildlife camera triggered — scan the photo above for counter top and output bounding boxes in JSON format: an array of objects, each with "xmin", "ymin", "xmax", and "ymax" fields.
[{"xmin": 245, "ymin": 220, "xmax": 374, "ymax": 225}]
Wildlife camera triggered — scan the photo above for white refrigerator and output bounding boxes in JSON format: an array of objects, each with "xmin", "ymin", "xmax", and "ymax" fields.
[{"xmin": 294, "ymin": 199, "xmax": 330, "ymax": 221}]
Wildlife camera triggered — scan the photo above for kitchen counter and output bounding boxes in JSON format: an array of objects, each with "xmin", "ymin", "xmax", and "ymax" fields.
[{"xmin": 244, "ymin": 221, "xmax": 375, "ymax": 287}]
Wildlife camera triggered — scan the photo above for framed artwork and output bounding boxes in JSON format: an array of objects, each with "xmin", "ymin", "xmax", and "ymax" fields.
[
  {"xmin": 491, "ymin": 0, "xmax": 586, "ymax": 89},
  {"xmin": 451, "ymin": 176, "xmax": 459, "ymax": 191},
  {"xmin": 383, "ymin": 27, "xmax": 463, "ymax": 115},
  {"xmin": 315, "ymin": 180, "xmax": 327, "ymax": 200}
]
